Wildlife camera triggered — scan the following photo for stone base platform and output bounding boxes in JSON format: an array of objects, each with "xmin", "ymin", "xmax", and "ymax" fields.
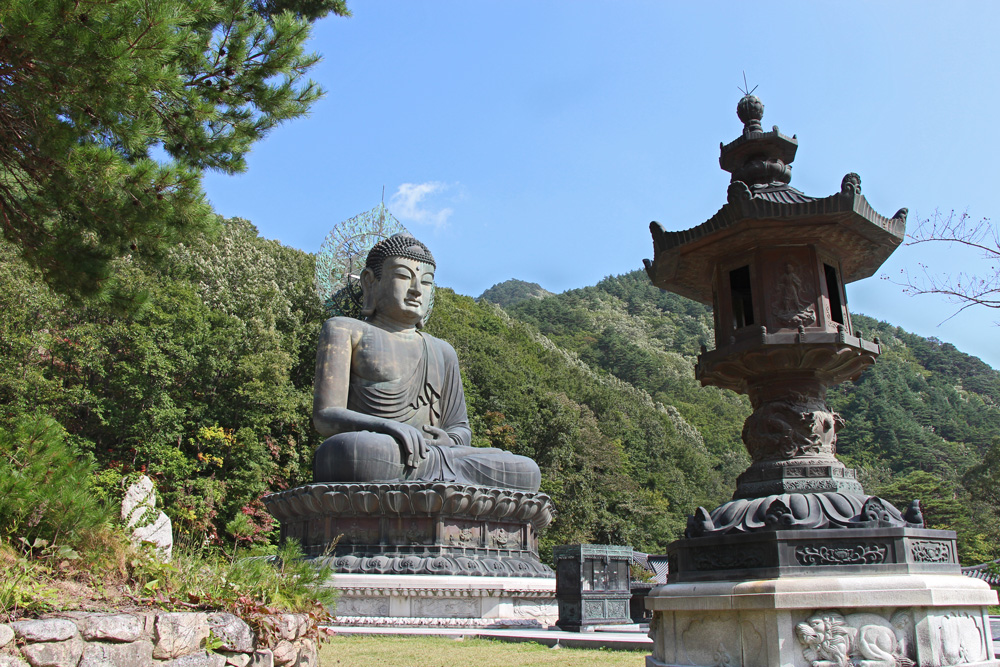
[
  {"xmin": 645, "ymin": 573, "xmax": 998, "ymax": 667},
  {"xmin": 327, "ymin": 574, "xmax": 557, "ymax": 628},
  {"xmin": 263, "ymin": 482, "xmax": 556, "ymax": 578}
]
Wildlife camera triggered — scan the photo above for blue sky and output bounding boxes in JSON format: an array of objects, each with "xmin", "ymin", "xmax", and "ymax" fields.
[{"xmin": 203, "ymin": 1, "xmax": 1000, "ymax": 368}]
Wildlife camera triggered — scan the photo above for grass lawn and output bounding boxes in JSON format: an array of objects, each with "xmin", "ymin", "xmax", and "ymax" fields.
[{"xmin": 318, "ymin": 634, "xmax": 648, "ymax": 667}]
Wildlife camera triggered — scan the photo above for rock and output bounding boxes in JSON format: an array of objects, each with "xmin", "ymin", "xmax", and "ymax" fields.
[
  {"xmin": 276, "ymin": 615, "xmax": 309, "ymax": 642},
  {"xmin": 21, "ymin": 636, "xmax": 83, "ymax": 667},
  {"xmin": 0, "ymin": 624, "xmax": 14, "ymax": 648},
  {"xmin": 11, "ymin": 619, "xmax": 78, "ymax": 643},
  {"xmin": 159, "ymin": 651, "xmax": 226, "ymax": 667},
  {"xmin": 219, "ymin": 651, "xmax": 251, "ymax": 667},
  {"xmin": 121, "ymin": 475, "xmax": 173, "ymax": 561},
  {"xmin": 251, "ymin": 649, "xmax": 274, "ymax": 667},
  {"xmin": 271, "ymin": 640, "xmax": 297, "ymax": 666},
  {"xmin": 78, "ymin": 639, "xmax": 154, "ymax": 667},
  {"xmin": 293, "ymin": 639, "xmax": 317, "ymax": 667},
  {"xmin": 153, "ymin": 612, "xmax": 209, "ymax": 660},
  {"xmin": 208, "ymin": 613, "xmax": 254, "ymax": 653},
  {"xmin": 0, "ymin": 655, "xmax": 29, "ymax": 667},
  {"xmin": 81, "ymin": 614, "xmax": 143, "ymax": 643}
]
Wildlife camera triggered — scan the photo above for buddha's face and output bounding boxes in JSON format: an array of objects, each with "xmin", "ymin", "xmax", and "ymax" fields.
[{"xmin": 370, "ymin": 256, "xmax": 435, "ymax": 325}]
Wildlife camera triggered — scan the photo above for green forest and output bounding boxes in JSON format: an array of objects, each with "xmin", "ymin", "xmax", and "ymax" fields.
[{"xmin": 4, "ymin": 218, "xmax": 1000, "ymax": 567}]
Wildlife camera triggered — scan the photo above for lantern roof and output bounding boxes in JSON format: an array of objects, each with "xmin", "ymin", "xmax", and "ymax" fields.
[{"xmin": 644, "ymin": 95, "xmax": 906, "ymax": 305}]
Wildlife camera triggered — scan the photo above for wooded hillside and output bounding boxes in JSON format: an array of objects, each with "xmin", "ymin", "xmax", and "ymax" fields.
[{"xmin": 3, "ymin": 224, "xmax": 999, "ymax": 564}]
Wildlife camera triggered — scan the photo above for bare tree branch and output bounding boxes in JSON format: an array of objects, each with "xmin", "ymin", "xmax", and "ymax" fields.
[{"xmin": 893, "ymin": 210, "xmax": 1000, "ymax": 324}]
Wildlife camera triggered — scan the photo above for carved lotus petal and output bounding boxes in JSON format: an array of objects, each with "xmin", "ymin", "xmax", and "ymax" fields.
[
  {"xmin": 480, "ymin": 558, "xmax": 506, "ymax": 575},
  {"xmin": 516, "ymin": 498, "xmax": 539, "ymax": 521},
  {"xmin": 306, "ymin": 486, "xmax": 331, "ymax": 511},
  {"xmin": 288, "ymin": 495, "xmax": 309, "ymax": 516},
  {"xmin": 454, "ymin": 557, "xmax": 484, "ymax": 576},
  {"xmin": 262, "ymin": 496, "xmax": 288, "ymax": 521},
  {"xmin": 442, "ymin": 490, "xmax": 473, "ymax": 515},
  {"xmin": 534, "ymin": 504, "xmax": 555, "ymax": 530},
  {"xmin": 425, "ymin": 556, "xmax": 456, "ymax": 575},
  {"xmin": 383, "ymin": 491, "xmax": 410, "ymax": 514},
  {"xmin": 322, "ymin": 491, "xmax": 351, "ymax": 513},
  {"xmin": 396, "ymin": 556, "xmax": 424, "ymax": 574},
  {"xmin": 412, "ymin": 489, "xmax": 443, "ymax": 514},
  {"xmin": 362, "ymin": 556, "xmax": 393, "ymax": 574},
  {"xmin": 492, "ymin": 497, "xmax": 517, "ymax": 519},
  {"xmin": 469, "ymin": 492, "xmax": 497, "ymax": 517},
  {"xmin": 352, "ymin": 491, "xmax": 380, "ymax": 514},
  {"xmin": 335, "ymin": 555, "xmax": 362, "ymax": 573}
]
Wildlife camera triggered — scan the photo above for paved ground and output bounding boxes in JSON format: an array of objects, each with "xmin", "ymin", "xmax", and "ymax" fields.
[{"xmin": 326, "ymin": 624, "xmax": 653, "ymax": 652}]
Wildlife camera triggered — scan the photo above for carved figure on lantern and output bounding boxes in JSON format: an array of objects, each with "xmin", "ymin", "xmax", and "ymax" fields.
[
  {"xmin": 773, "ymin": 262, "xmax": 816, "ymax": 328},
  {"xmin": 311, "ymin": 233, "xmax": 541, "ymax": 492}
]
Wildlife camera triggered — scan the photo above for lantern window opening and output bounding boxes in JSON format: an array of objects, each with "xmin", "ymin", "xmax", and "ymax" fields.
[
  {"xmin": 824, "ymin": 263, "xmax": 845, "ymax": 326},
  {"xmin": 729, "ymin": 265, "xmax": 755, "ymax": 329}
]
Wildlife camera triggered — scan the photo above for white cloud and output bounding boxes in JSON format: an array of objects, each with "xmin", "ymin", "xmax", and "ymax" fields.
[{"xmin": 389, "ymin": 182, "xmax": 454, "ymax": 230}]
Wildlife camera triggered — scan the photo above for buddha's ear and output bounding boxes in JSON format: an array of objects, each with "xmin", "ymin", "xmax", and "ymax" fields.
[{"xmin": 360, "ymin": 267, "xmax": 377, "ymax": 319}]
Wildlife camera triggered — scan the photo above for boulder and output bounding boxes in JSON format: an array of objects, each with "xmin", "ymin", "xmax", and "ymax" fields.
[
  {"xmin": 121, "ymin": 475, "xmax": 173, "ymax": 561},
  {"xmin": 0, "ymin": 624, "xmax": 14, "ymax": 648},
  {"xmin": 78, "ymin": 639, "xmax": 154, "ymax": 667},
  {"xmin": 207, "ymin": 613, "xmax": 254, "ymax": 653},
  {"xmin": 251, "ymin": 649, "xmax": 274, "ymax": 667},
  {"xmin": 219, "ymin": 652, "xmax": 251, "ymax": 667},
  {"xmin": 271, "ymin": 640, "xmax": 297, "ymax": 666},
  {"xmin": 11, "ymin": 619, "xmax": 77, "ymax": 643},
  {"xmin": 159, "ymin": 651, "xmax": 226, "ymax": 667},
  {"xmin": 293, "ymin": 639, "xmax": 317, "ymax": 667},
  {"xmin": 21, "ymin": 636, "xmax": 83, "ymax": 667},
  {"xmin": 153, "ymin": 612, "xmax": 209, "ymax": 660},
  {"xmin": 81, "ymin": 614, "xmax": 143, "ymax": 643}
]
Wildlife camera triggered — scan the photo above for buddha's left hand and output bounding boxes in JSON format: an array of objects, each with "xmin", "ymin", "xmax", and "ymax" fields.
[{"xmin": 421, "ymin": 424, "xmax": 452, "ymax": 448}]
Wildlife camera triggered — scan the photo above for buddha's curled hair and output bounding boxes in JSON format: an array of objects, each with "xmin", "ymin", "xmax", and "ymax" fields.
[{"xmin": 365, "ymin": 233, "xmax": 436, "ymax": 279}]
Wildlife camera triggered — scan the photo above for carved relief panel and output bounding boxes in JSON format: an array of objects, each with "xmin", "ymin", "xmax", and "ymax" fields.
[
  {"xmin": 794, "ymin": 610, "xmax": 915, "ymax": 667},
  {"xmin": 759, "ymin": 247, "xmax": 818, "ymax": 334},
  {"xmin": 927, "ymin": 611, "xmax": 988, "ymax": 665},
  {"xmin": 441, "ymin": 520, "xmax": 481, "ymax": 549}
]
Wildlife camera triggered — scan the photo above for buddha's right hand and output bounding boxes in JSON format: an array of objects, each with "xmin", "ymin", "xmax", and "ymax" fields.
[{"xmin": 382, "ymin": 421, "xmax": 429, "ymax": 470}]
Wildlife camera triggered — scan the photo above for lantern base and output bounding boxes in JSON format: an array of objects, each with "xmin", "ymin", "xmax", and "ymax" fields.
[{"xmin": 645, "ymin": 573, "xmax": 998, "ymax": 667}]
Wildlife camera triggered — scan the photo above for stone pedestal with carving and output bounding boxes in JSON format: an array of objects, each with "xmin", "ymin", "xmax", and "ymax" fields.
[
  {"xmin": 263, "ymin": 481, "xmax": 557, "ymax": 626},
  {"xmin": 646, "ymin": 574, "xmax": 997, "ymax": 667}
]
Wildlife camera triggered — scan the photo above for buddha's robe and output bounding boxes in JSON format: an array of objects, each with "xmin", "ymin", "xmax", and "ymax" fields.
[{"xmin": 313, "ymin": 332, "xmax": 541, "ymax": 492}]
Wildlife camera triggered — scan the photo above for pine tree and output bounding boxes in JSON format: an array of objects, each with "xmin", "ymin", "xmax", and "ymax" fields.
[{"xmin": 0, "ymin": 0, "xmax": 347, "ymax": 297}]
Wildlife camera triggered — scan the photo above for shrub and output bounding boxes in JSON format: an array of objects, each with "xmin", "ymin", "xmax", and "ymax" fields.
[{"xmin": 0, "ymin": 415, "xmax": 110, "ymax": 550}]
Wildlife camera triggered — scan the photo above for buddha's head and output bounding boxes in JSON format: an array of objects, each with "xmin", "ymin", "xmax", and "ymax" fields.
[{"xmin": 360, "ymin": 234, "xmax": 436, "ymax": 328}]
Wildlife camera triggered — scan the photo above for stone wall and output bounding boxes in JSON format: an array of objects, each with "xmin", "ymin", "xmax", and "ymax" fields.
[{"xmin": 0, "ymin": 611, "xmax": 318, "ymax": 667}]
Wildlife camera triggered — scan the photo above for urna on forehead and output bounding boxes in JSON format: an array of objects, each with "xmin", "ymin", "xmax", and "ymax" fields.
[{"xmin": 365, "ymin": 233, "xmax": 436, "ymax": 278}]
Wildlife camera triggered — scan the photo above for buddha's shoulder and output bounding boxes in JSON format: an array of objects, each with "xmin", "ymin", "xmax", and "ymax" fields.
[
  {"xmin": 421, "ymin": 332, "xmax": 459, "ymax": 359},
  {"xmin": 320, "ymin": 316, "xmax": 370, "ymax": 337}
]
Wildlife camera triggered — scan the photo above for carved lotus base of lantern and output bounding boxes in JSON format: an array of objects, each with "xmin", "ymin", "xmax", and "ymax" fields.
[
  {"xmin": 645, "ymin": 572, "xmax": 998, "ymax": 667},
  {"xmin": 263, "ymin": 482, "xmax": 556, "ymax": 578}
]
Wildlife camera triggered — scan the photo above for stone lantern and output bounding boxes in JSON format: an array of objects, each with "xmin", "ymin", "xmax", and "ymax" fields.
[
  {"xmin": 641, "ymin": 96, "xmax": 999, "ymax": 667},
  {"xmin": 553, "ymin": 544, "xmax": 633, "ymax": 631}
]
